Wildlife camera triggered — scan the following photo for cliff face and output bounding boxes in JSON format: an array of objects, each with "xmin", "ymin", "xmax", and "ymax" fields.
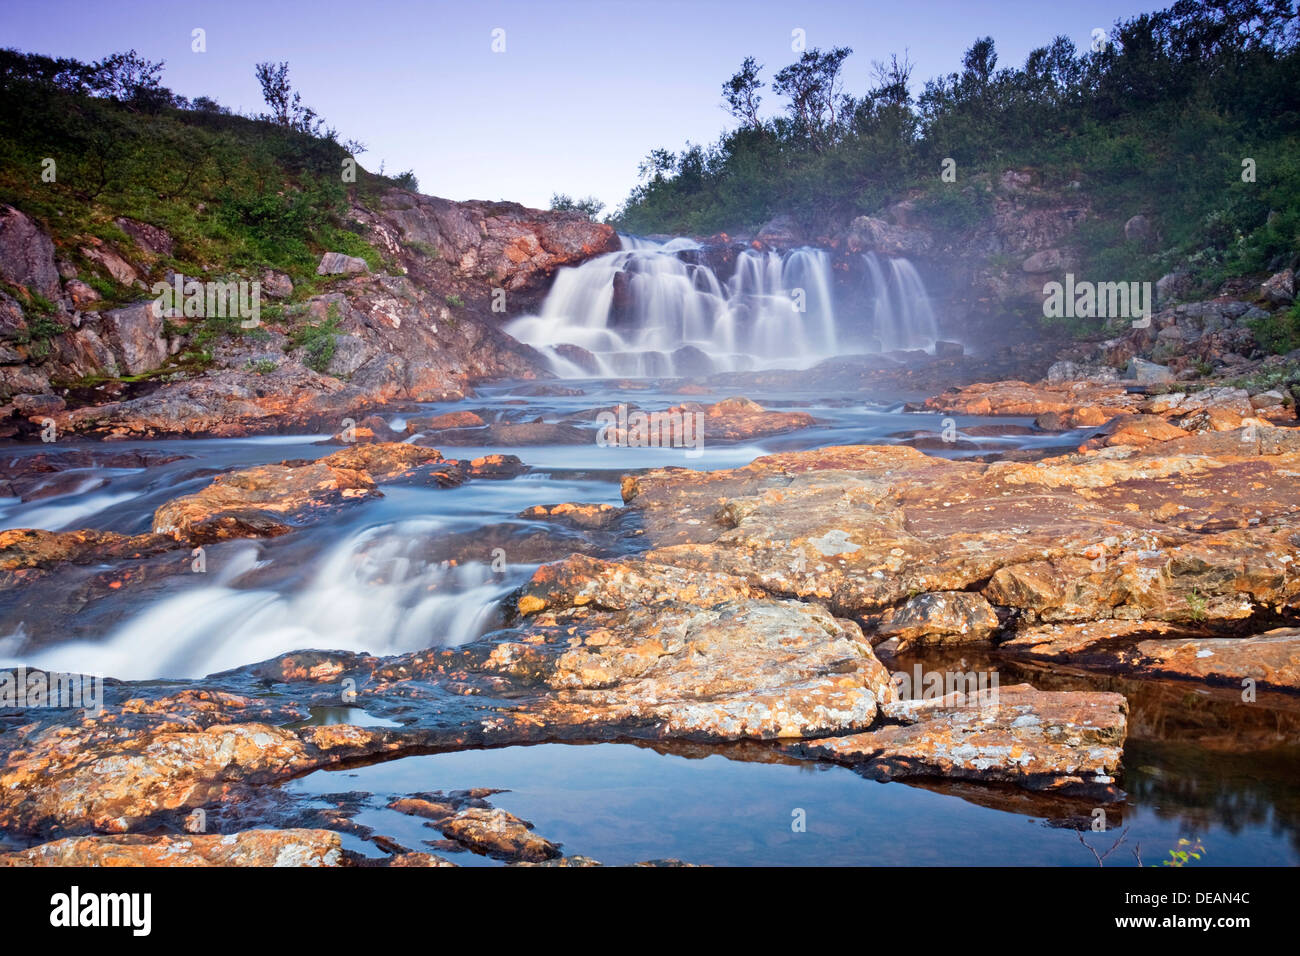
[{"xmin": 0, "ymin": 193, "xmax": 618, "ymax": 438}]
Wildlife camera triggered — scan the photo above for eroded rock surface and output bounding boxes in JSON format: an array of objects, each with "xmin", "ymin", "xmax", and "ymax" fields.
[
  {"xmin": 0, "ymin": 828, "xmax": 344, "ymax": 867},
  {"xmin": 789, "ymin": 684, "xmax": 1128, "ymax": 793}
]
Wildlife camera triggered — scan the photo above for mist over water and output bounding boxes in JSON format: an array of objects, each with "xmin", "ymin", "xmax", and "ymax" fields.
[{"xmin": 507, "ymin": 235, "xmax": 941, "ymax": 377}]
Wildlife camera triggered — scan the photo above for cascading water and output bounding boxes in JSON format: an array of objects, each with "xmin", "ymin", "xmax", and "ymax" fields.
[
  {"xmin": 506, "ymin": 235, "xmax": 942, "ymax": 377},
  {"xmin": 18, "ymin": 520, "xmax": 524, "ymax": 680},
  {"xmin": 863, "ymin": 252, "xmax": 940, "ymax": 351}
]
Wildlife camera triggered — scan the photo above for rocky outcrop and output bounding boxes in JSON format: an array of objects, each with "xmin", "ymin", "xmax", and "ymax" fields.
[
  {"xmin": 350, "ymin": 189, "xmax": 620, "ymax": 315},
  {"xmin": 0, "ymin": 187, "xmax": 617, "ymax": 437},
  {"xmin": 0, "ymin": 204, "xmax": 60, "ymax": 300},
  {"xmin": 617, "ymin": 441, "xmax": 1300, "ymax": 650},
  {"xmin": 789, "ymin": 684, "xmax": 1127, "ymax": 793},
  {"xmin": 1001, "ymin": 622, "xmax": 1300, "ymax": 692},
  {"xmin": 386, "ymin": 794, "xmax": 561, "ymax": 862},
  {"xmin": 918, "ymin": 379, "xmax": 1288, "ymax": 434},
  {"xmin": 150, "ymin": 443, "xmax": 473, "ymax": 544}
]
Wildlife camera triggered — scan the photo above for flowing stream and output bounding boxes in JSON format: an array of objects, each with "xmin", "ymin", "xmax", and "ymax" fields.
[{"xmin": 0, "ymin": 286, "xmax": 1296, "ymax": 865}]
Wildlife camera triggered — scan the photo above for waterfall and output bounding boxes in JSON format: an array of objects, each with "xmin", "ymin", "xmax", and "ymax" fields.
[
  {"xmin": 506, "ymin": 236, "xmax": 941, "ymax": 377},
  {"xmin": 15, "ymin": 521, "xmax": 526, "ymax": 680},
  {"xmin": 863, "ymin": 253, "xmax": 939, "ymax": 351}
]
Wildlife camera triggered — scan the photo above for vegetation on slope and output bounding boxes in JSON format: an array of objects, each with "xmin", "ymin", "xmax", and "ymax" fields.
[{"xmin": 612, "ymin": 0, "xmax": 1300, "ymax": 310}]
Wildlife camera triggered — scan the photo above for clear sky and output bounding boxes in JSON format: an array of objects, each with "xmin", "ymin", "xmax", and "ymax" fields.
[{"xmin": 1, "ymin": 0, "xmax": 1164, "ymax": 214}]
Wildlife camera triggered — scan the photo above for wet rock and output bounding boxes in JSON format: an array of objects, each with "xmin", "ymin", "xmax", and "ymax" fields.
[
  {"xmin": 601, "ymin": 396, "xmax": 815, "ymax": 445},
  {"xmin": 0, "ymin": 712, "xmax": 401, "ymax": 833},
  {"xmin": 0, "ymin": 528, "xmax": 173, "ymax": 576},
  {"xmin": 619, "ymin": 444, "xmax": 1300, "ymax": 628},
  {"xmin": 671, "ymin": 344, "xmax": 715, "ymax": 377},
  {"xmin": 417, "ymin": 420, "xmax": 589, "ymax": 446},
  {"xmin": 320, "ymin": 413, "xmax": 401, "ymax": 444},
  {"xmin": 519, "ymin": 502, "xmax": 621, "ymax": 530},
  {"xmin": 1002, "ymin": 622, "xmax": 1300, "ymax": 693},
  {"xmin": 387, "ymin": 793, "xmax": 561, "ymax": 862},
  {"xmin": 788, "ymin": 684, "xmax": 1127, "ymax": 793},
  {"xmin": 0, "ymin": 828, "xmax": 344, "ymax": 867},
  {"xmin": 553, "ymin": 343, "xmax": 601, "ymax": 375},
  {"xmin": 405, "ymin": 410, "xmax": 486, "ymax": 432},
  {"xmin": 755, "ymin": 215, "xmax": 803, "ymax": 249},
  {"xmin": 504, "ymin": 554, "xmax": 896, "ymax": 740},
  {"xmin": 10, "ymin": 393, "xmax": 65, "ymax": 418},
  {"xmin": 467, "ymin": 454, "xmax": 528, "ymax": 478},
  {"xmin": 933, "ymin": 340, "xmax": 964, "ymax": 358},
  {"xmin": 922, "ymin": 380, "xmax": 1140, "ymax": 426},
  {"xmin": 1087, "ymin": 414, "xmax": 1189, "ymax": 448},
  {"xmin": 151, "ymin": 443, "xmax": 451, "ymax": 543}
]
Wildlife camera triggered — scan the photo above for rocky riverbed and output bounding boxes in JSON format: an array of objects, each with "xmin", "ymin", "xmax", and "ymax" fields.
[{"xmin": 1, "ymin": 371, "xmax": 1298, "ymax": 867}]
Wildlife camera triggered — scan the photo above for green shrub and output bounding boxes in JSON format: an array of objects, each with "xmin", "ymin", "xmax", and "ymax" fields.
[
  {"xmin": 287, "ymin": 306, "xmax": 342, "ymax": 373},
  {"xmin": 1247, "ymin": 305, "xmax": 1300, "ymax": 355}
]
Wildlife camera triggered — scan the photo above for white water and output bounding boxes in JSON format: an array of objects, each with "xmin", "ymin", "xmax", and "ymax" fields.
[
  {"xmin": 506, "ymin": 236, "xmax": 940, "ymax": 377},
  {"xmin": 862, "ymin": 253, "xmax": 940, "ymax": 351},
  {"xmin": 15, "ymin": 520, "xmax": 524, "ymax": 680}
]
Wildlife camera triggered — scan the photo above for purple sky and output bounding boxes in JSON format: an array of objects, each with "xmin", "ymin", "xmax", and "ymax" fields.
[{"xmin": 2, "ymin": 0, "xmax": 1163, "ymax": 214}]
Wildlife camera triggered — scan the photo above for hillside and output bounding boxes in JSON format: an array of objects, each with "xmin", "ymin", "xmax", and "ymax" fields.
[
  {"xmin": 612, "ymin": 0, "xmax": 1300, "ymax": 346},
  {"xmin": 0, "ymin": 50, "xmax": 617, "ymax": 437}
]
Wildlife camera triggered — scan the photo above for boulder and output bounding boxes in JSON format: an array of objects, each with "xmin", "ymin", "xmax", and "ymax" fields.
[
  {"xmin": 1125, "ymin": 356, "xmax": 1174, "ymax": 383},
  {"xmin": 875, "ymin": 591, "xmax": 1001, "ymax": 648},
  {"xmin": 1123, "ymin": 214, "xmax": 1153, "ymax": 242},
  {"xmin": 1261, "ymin": 269, "xmax": 1294, "ymax": 306},
  {"xmin": 97, "ymin": 301, "xmax": 170, "ymax": 375},
  {"xmin": 1156, "ymin": 271, "xmax": 1194, "ymax": 306},
  {"xmin": 316, "ymin": 252, "xmax": 369, "ymax": 276},
  {"xmin": 0, "ymin": 204, "xmax": 60, "ymax": 299},
  {"xmin": 113, "ymin": 217, "xmax": 175, "ymax": 258}
]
